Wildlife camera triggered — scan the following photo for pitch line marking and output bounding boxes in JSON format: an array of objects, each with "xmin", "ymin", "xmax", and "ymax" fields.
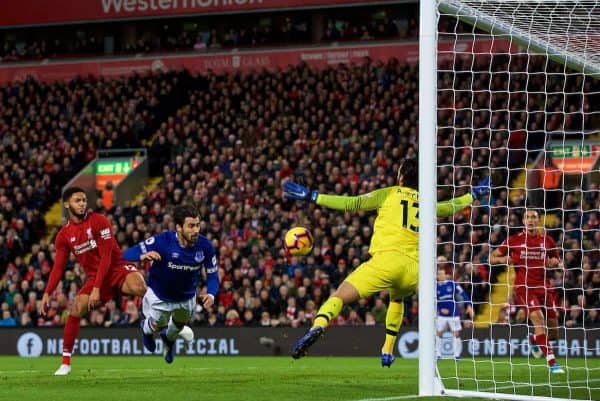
[{"xmin": 350, "ymin": 395, "xmax": 419, "ymax": 401}]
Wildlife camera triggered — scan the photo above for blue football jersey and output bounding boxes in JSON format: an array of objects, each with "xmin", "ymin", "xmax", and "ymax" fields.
[
  {"xmin": 123, "ymin": 231, "xmax": 219, "ymax": 302},
  {"xmin": 436, "ymin": 280, "xmax": 471, "ymax": 317}
]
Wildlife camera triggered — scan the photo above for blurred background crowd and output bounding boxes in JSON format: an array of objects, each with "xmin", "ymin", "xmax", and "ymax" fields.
[
  {"xmin": 0, "ymin": 2, "xmax": 598, "ymax": 330},
  {"xmin": 0, "ymin": 6, "xmax": 417, "ymax": 62}
]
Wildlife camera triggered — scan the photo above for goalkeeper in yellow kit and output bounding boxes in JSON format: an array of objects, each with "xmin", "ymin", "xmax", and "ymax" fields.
[{"xmin": 283, "ymin": 158, "xmax": 489, "ymax": 366}]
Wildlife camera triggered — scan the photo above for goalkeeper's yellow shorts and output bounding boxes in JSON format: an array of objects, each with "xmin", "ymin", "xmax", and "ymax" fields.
[{"xmin": 344, "ymin": 251, "xmax": 418, "ymax": 300}]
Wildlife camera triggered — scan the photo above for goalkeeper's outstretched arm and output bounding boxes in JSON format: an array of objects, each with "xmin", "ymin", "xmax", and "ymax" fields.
[
  {"xmin": 318, "ymin": 189, "xmax": 474, "ymax": 216},
  {"xmin": 436, "ymin": 194, "xmax": 473, "ymax": 217},
  {"xmin": 316, "ymin": 187, "xmax": 395, "ymax": 212},
  {"xmin": 435, "ymin": 175, "xmax": 490, "ymax": 216},
  {"xmin": 282, "ymin": 176, "xmax": 487, "ymax": 215},
  {"xmin": 283, "ymin": 179, "xmax": 477, "ymax": 216}
]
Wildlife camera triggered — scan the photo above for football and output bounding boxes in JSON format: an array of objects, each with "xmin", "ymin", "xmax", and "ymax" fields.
[{"xmin": 284, "ymin": 226, "xmax": 314, "ymax": 256}]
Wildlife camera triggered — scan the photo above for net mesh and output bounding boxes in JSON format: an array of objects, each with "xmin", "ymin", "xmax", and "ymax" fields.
[{"xmin": 435, "ymin": 1, "xmax": 600, "ymax": 399}]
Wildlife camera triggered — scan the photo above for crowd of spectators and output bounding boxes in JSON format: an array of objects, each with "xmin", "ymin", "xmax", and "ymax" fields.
[
  {"xmin": 0, "ymin": 70, "xmax": 198, "ymax": 327},
  {"xmin": 0, "ymin": 7, "xmax": 411, "ymax": 63},
  {"xmin": 0, "ymin": 36, "xmax": 106, "ymax": 62},
  {"xmin": 437, "ymin": 51, "xmax": 600, "ymax": 327},
  {"xmin": 0, "ymin": 59, "xmax": 429, "ymax": 328},
  {"xmin": 0, "ymin": 48, "xmax": 598, "ymax": 330},
  {"xmin": 322, "ymin": 14, "xmax": 416, "ymax": 42},
  {"xmin": 0, "ymin": 71, "xmax": 194, "ymax": 269}
]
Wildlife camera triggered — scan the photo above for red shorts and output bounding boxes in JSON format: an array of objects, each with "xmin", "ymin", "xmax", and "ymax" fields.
[
  {"xmin": 79, "ymin": 264, "xmax": 138, "ymax": 303},
  {"xmin": 513, "ymin": 286, "xmax": 558, "ymax": 319}
]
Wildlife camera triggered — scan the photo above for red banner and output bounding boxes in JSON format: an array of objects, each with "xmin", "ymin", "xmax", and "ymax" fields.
[
  {"xmin": 0, "ymin": 40, "xmax": 513, "ymax": 84},
  {"xmin": 0, "ymin": 0, "xmax": 399, "ymax": 27}
]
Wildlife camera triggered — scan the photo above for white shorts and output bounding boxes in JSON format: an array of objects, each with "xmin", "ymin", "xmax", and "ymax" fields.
[
  {"xmin": 436, "ymin": 316, "xmax": 462, "ymax": 333},
  {"xmin": 142, "ymin": 287, "xmax": 196, "ymax": 328}
]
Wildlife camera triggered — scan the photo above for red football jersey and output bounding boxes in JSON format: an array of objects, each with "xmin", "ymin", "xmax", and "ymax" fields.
[
  {"xmin": 45, "ymin": 211, "xmax": 125, "ymax": 294},
  {"xmin": 496, "ymin": 230, "xmax": 559, "ymax": 287}
]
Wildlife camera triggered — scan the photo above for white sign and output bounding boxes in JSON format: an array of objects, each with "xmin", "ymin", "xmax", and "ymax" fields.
[{"xmin": 17, "ymin": 332, "xmax": 43, "ymax": 357}]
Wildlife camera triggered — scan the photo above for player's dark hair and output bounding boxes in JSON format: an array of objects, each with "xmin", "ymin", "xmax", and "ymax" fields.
[
  {"xmin": 524, "ymin": 208, "xmax": 540, "ymax": 217},
  {"xmin": 62, "ymin": 186, "xmax": 86, "ymax": 202},
  {"xmin": 399, "ymin": 158, "xmax": 418, "ymax": 189},
  {"xmin": 174, "ymin": 205, "xmax": 200, "ymax": 227}
]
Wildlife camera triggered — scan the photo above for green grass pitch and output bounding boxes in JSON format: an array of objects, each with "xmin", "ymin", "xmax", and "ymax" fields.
[{"xmin": 0, "ymin": 356, "xmax": 598, "ymax": 401}]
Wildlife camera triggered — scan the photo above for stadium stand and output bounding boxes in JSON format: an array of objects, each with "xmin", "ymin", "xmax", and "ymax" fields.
[
  {"xmin": 0, "ymin": 7, "xmax": 413, "ymax": 63},
  {"xmin": 0, "ymin": 49, "xmax": 598, "ymax": 329}
]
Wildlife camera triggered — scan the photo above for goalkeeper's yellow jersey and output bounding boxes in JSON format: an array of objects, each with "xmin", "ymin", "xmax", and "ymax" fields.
[{"xmin": 316, "ymin": 186, "xmax": 473, "ymax": 260}]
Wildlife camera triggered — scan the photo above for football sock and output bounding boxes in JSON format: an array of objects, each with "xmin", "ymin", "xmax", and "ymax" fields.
[
  {"xmin": 382, "ymin": 301, "xmax": 404, "ymax": 354},
  {"xmin": 166, "ymin": 317, "xmax": 182, "ymax": 342},
  {"xmin": 62, "ymin": 315, "xmax": 81, "ymax": 365},
  {"xmin": 143, "ymin": 318, "xmax": 156, "ymax": 335},
  {"xmin": 312, "ymin": 296, "xmax": 343, "ymax": 329},
  {"xmin": 454, "ymin": 336, "xmax": 463, "ymax": 358},
  {"xmin": 531, "ymin": 333, "xmax": 556, "ymax": 366}
]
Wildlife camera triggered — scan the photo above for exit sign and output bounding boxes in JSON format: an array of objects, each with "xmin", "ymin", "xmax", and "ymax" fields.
[
  {"xmin": 96, "ymin": 160, "xmax": 138, "ymax": 175},
  {"xmin": 95, "ymin": 158, "xmax": 140, "ymax": 190}
]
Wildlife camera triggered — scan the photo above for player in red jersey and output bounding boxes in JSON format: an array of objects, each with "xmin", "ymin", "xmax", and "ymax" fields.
[
  {"xmin": 490, "ymin": 209, "xmax": 564, "ymax": 374},
  {"xmin": 41, "ymin": 187, "xmax": 147, "ymax": 375}
]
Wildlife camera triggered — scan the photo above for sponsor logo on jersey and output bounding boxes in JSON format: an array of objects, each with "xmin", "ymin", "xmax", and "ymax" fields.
[
  {"xmin": 518, "ymin": 249, "xmax": 545, "ymax": 260},
  {"xmin": 100, "ymin": 228, "xmax": 111, "ymax": 240},
  {"xmin": 73, "ymin": 239, "xmax": 97, "ymax": 255},
  {"xmin": 167, "ymin": 261, "xmax": 201, "ymax": 271}
]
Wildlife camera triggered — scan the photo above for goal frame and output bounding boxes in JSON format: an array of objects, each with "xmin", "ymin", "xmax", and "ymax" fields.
[
  {"xmin": 417, "ymin": 0, "xmax": 440, "ymax": 396},
  {"xmin": 417, "ymin": 1, "xmax": 595, "ymax": 400}
]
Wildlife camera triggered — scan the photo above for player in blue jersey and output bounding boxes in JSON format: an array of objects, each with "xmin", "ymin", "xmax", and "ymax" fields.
[
  {"xmin": 436, "ymin": 267, "xmax": 473, "ymax": 359},
  {"xmin": 123, "ymin": 205, "xmax": 219, "ymax": 364}
]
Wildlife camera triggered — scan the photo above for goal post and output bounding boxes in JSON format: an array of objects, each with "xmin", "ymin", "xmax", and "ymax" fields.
[
  {"xmin": 418, "ymin": 0, "xmax": 440, "ymax": 396},
  {"xmin": 418, "ymin": 0, "xmax": 600, "ymax": 400}
]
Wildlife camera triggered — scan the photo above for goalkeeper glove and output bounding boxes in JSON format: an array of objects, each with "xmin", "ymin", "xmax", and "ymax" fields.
[
  {"xmin": 282, "ymin": 180, "xmax": 319, "ymax": 202},
  {"xmin": 471, "ymin": 176, "xmax": 490, "ymax": 200}
]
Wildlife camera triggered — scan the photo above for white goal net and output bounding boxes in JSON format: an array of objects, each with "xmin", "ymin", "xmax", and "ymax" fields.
[{"xmin": 421, "ymin": 1, "xmax": 600, "ymax": 400}]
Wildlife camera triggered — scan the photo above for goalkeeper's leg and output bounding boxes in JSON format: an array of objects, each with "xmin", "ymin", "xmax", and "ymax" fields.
[
  {"xmin": 292, "ymin": 253, "xmax": 412, "ymax": 360},
  {"xmin": 312, "ymin": 282, "xmax": 359, "ymax": 329},
  {"xmin": 381, "ymin": 299, "xmax": 404, "ymax": 367},
  {"xmin": 380, "ymin": 258, "xmax": 417, "ymax": 367},
  {"xmin": 292, "ymin": 281, "xmax": 360, "ymax": 359},
  {"xmin": 293, "ymin": 256, "xmax": 388, "ymax": 358},
  {"xmin": 311, "ymin": 254, "xmax": 391, "ymax": 330}
]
